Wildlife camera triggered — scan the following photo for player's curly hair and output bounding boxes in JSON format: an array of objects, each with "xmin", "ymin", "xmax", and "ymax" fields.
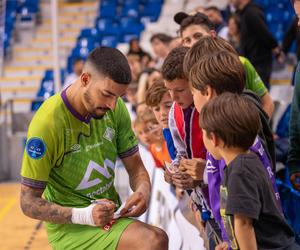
[{"xmin": 161, "ymin": 46, "xmax": 189, "ymax": 81}]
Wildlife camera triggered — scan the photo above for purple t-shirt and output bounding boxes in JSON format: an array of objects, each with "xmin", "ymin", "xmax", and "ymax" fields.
[{"xmin": 206, "ymin": 136, "xmax": 281, "ymax": 242}]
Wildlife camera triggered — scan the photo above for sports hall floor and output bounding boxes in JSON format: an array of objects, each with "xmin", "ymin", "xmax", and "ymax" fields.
[{"xmin": 0, "ymin": 182, "xmax": 51, "ymax": 250}]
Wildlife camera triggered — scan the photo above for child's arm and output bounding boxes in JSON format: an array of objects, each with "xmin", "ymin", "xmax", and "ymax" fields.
[{"xmin": 234, "ymin": 214, "xmax": 257, "ymax": 250}]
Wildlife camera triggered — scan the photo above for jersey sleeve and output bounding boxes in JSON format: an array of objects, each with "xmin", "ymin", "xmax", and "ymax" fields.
[
  {"xmin": 240, "ymin": 56, "xmax": 268, "ymax": 97},
  {"xmin": 21, "ymin": 116, "xmax": 58, "ymax": 188},
  {"xmin": 115, "ymin": 98, "xmax": 139, "ymax": 158}
]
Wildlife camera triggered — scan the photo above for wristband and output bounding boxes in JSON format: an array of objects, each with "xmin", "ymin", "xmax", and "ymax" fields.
[{"xmin": 71, "ymin": 204, "xmax": 96, "ymax": 226}]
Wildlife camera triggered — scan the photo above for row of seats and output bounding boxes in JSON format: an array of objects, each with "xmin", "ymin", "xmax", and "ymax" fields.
[
  {"xmin": 32, "ymin": 0, "xmax": 163, "ymax": 110},
  {"xmin": 31, "ymin": 69, "xmax": 66, "ymax": 111},
  {"xmin": 66, "ymin": 0, "xmax": 163, "ymax": 73},
  {"xmin": 4, "ymin": 0, "xmax": 39, "ymax": 57}
]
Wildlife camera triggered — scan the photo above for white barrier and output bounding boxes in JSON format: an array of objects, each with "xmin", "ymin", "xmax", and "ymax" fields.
[{"xmin": 115, "ymin": 143, "xmax": 205, "ymax": 250}]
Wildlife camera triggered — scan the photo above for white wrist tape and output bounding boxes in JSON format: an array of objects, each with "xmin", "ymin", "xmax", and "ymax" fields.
[{"xmin": 71, "ymin": 204, "xmax": 96, "ymax": 226}]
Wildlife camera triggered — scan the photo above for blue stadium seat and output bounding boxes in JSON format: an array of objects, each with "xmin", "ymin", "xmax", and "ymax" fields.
[
  {"xmin": 120, "ymin": 6, "xmax": 139, "ymax": 18},
  {"xmin": 119, "ymin": 16, "xmax": 143, "ymax": 41},
  {"xmin": 99, "ymin": 4, "xmax": 117, "ymax": 19},
  {"xmin": 31, "ymin": 68, "xmax": 65, "ymax": 111},
  {"xmin": 96, "ymin": 19, "xmax": 121, "ymax": 36},
  {"xmin": 140, "ymin": 2, "xmax": 162, "ymax": 22},
  {"xmin": 77, "ymin": 37, "xmax": 98, "ymax": 48},
  {"xmin": 101, "ymin": 35, "xmax": 119, "ymax": 48},
  {"xmin": 20, "ymin": 0, "xmax": 40, "ymax": 13},
  {"xmin": 71, "ymin": 46, "xmax": 93, "ymax": 59},
  {"xmin": 6, "ymin": 0, "xmax": 18, "ymax": 10},
  {"xmin": 19, "ymin": 8, "xmax": 34, "ymax": 22},
  {"xmin": 95, "ymin": 18, "xmax": 113, "ymax": 31},
  {"xmin": 42, "ymin": 69, "xmax": 65, "ymax": 82},
  {"xmin": 123, "ymin": 0, "xmax": 140, "ymax": 6},
  {"xmin": 120, "ymin": 16, "xmax": 139, "ymax": 29},
  {"xmin": 79, "ymin": 28, "xmax": 100, "ymax": 40}
]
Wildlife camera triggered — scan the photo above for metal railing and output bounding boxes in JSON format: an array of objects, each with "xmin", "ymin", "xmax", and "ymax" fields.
[{"xmin": 0, "ymin": 96, "xmax": 46, "ymax": 181}]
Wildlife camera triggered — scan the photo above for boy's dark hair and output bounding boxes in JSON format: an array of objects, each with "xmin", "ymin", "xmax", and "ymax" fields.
[
  {"xmin": 87, "ymin": 47, "xmax": 131, "ymax": 84},
  {"xmin": 183, "ymin": 36, "xmax": 237, "ymax": 78},
  {"xmin": 179, "ymin": 12, "xmax": 215, "ymax": 35},
  {"xmin": 145, "ymin": 79, "xmax": 169, "ymax": 107},
  {"xmin": 189, "ymin": 51, "xmax": 245, "ymax": 95},
  {"xmin": 200, "ymin": 93, "xmax": 261, "ymax": 150},
  {"xmin": 161, "ymin": 46, "xmax": 189, "ymax": 81},
  {"xmin": 150, "ymin": 33, "xmax": 173, "ymax": 44}
]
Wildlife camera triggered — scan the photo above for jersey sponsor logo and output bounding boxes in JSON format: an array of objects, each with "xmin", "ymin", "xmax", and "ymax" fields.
[
  {"xmin": 75, "ymin": 159, "xmax": 115, "ymax": 190},
  {"xmin": 86, "ymin": 179, "xmax": 114, "ymax": 198},
  {"xmin": 26, "ymin": 137, "xmax": 46, "ymax": 160},
  {"xmin": 86, "ymin": 141, "xmax": 103, "ymax": 152},
  {"xmin": 103, "ymin": 127, "xmax": 115, "ymax": 142}
]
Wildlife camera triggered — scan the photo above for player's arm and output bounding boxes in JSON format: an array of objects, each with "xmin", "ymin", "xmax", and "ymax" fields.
[
  {"xmin": 261, "ymin": 92, "xmax": 274, "ymax": 119},
  {"xmin": 234, "ymin": 214, "xmax": 257, "ymax": 250},
  {"xmin": 20, "ymin": 184, "xmax": 72, "ymax": 223},
  {"xmin": 115, "ymin": 98, "xmax": 151, "ymax": 217},
  {"xmin": 242, "ymin": 57, "xmax": 274, "ymax": 118},
  {"xmin": 120, "ymin": 152, "xmax": 151, "ymax": 217},
  {"xmin": 20, "ymin": 184, "xmax": 115, "ymax": 226}
]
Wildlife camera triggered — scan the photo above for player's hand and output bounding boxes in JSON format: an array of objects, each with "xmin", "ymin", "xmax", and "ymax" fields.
[
  {"xmin": 92, "ymin": 199, "xmax": 116, "ymax": 227},
  {"xmin": 179, "ymin": 158, "xmax": 206, "ymax": 181},
  {"xmin": 164, "ymin": 168, "xmax": 173, "ymax": 184},
  {"xmin": 290, "ymin": 172, "xmax": 300, "ymax": 190},
  {"xmin": 172, "ymin": 172, "xmax": 196, "ymax": 189},
  {"xmin": 120, "ymin": 191, "xmax": 148, "ymax": 217},
  {"xmin": 215, "ymin": 242, "xmax": 228, "ymax": 250}
]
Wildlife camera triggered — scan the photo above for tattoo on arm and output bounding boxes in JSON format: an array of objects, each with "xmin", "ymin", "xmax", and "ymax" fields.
[{"xmin": 20, "ymin": 184, "xmax": 72, "ymax": 224}]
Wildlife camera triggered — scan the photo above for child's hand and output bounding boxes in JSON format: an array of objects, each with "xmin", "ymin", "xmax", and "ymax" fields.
[
  {"xmin": 215, "ymin": 242, "xmax": 228, "ymax": 250},
  {"xmin": 172, "ymin": 172, "xmax": 196, "ymax": 189},
  {"xmin": 164, "ymin": 168, "xmax": 173, "ymax": 184},
  {"xmin": 179, "ymin": 158, "xmax": 206, "ymax": 181}
]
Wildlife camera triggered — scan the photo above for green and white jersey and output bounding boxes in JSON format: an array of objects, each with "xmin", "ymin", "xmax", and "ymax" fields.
[
  {"xmin": 21, "ymin": 89, "xmax": 138, "ymax": 209},
  {"xmin": 240, "ymin": 56, "xmax": 268, "ymax": 97}
]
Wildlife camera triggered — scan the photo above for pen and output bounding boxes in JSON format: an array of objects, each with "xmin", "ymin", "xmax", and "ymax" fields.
[{"xmin": 90, "ymin": 200, "xmax": 112, "ymax": 205}]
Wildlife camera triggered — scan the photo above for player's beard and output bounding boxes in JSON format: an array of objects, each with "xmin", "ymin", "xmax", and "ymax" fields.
[{"xmin": 83, "ymin": 89, "xmax": 109, "ymax": 120}]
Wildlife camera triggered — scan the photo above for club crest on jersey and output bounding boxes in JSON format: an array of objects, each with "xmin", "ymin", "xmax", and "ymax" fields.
[
  {"xmin": 70, "ymin": 144, "xmax": 81, "ymax": 152},
  {"xmin": 26, "ymin": 137, "xmax": 46, "ymax": 160},
  {"xmin": 103, "ymin": 127, "xmax": 115, "ymax": 142}
]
